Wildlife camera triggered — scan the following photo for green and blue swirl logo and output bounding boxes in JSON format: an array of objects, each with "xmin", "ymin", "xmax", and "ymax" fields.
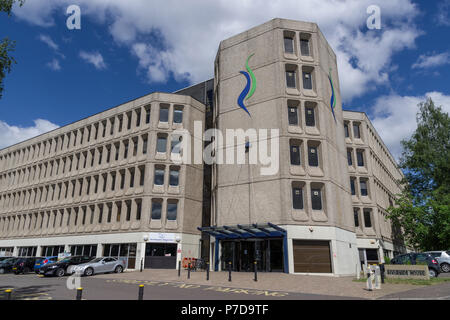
[
  {"xmin": 328, "ymin": 68, "xmax": 337, "ymax": 122},
  {"xmin": 237, "ymin": 54, "xmax": 257, "ymax": 117}
]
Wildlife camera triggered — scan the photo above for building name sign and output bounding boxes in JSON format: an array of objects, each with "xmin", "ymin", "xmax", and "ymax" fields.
[
  {"xmin": 148, "ymin": 233, "xmax": 177, "ymax": 243},
  {"xmin": 384, "ymin": 265, "xmax": 429, "ymax": 280}
]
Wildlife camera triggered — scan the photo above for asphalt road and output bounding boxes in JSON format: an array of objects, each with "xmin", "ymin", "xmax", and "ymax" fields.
[{"xmin": 0, "ymin": 273, "xmax": 362, "ymax": 300}]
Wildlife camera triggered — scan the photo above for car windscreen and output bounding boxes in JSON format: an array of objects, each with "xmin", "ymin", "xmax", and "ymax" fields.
[{"xmin": 89, "ymin": 258, "xmax": 103, "ymax": 263}]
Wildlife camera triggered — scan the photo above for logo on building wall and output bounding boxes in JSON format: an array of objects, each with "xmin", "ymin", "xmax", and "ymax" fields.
[
  {"xmin": 328, "ymin": 68, "xmax": 337, "ymax": 122},
  {"xmin": 237, "ymin": 54, "xmax": 257, "ymax": 117}
]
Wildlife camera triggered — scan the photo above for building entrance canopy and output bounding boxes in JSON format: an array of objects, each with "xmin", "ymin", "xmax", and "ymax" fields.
[{"xmin": 198, "ymin": 223, "xmax": 286, "ymax": 240}]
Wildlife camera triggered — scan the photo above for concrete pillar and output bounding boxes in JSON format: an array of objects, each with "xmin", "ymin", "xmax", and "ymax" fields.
[{"xmin": 96, "ymin": 244, "xmax": 103, "ymax": 258}]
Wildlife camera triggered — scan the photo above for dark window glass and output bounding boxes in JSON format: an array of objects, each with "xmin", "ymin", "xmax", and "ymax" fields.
[
  {"xmin": 167, "ymin": 202, "xmax": 178, "ymax": 221},
  {"xmin": 157, "ymin": 136, "xmax": 167, "ymax": 153},
  {"xmin": 169, "ymin": 168, "xmax": 179, "ymax": 186},
  {"xmin": 300, "ymin": 39, "xmax": 310, "ymax": 56},
  {"xmin": 357, "ymin": 151, "xmax": 364, "ymax": 167},
  {"xmin": 305, "ymin": 107, "xmax": 315, "ymax": 126},
  {"xmin": 286, "ymin": 71, "xmax": 296, "ymax": 88},
  {"xmin": 354, "ymin": 209, "xmax": 359, "ymax": 227},
  {"xmin": 350, "ymin": 178, "xmax": 356, "ymax": 195},
  {"xmin": 142, "ymin": 136, "xmax": 148, "ymax": 154},
  {"xmin": 136, "ymin": 201, "xmax": 141, "ymax": 221},
  {"xmin": 159, "ymin": 107, "xmax": 169, "ymax": 122},
  {"xmin": 302, "ymin": 72, "xmax": 313, "ymax": 90},
  {"xmin": 173, "ymin": 108, "xmax": 183, "ymax": 124},
  {"xmin": 364, "ymin": 210, "xmax": 372, "ymax": 228},
  {"xmin": 288, "ymin": 107, "xmax": 298, "ymax": 125},
  {"xmin": 284, "ymin": 37, "xmax": 294, "ymax": 54},
  {"xmin": 347, "ymin": 150, "xmax": 353, "ymax": 166},
  {"xmin": 344, "ymin": 123, "xmax": 349, "ymax": 138},
  {"xmin": 290, "ymin": 145, "xmax": 301, "ymax": 166},
  {"xmin": 308, "ymin": 146, "xmax": 319, "ymax": 167},
  {"xmin": 311, "ymin": 188, "xmax": 322, "ymax": 210},
  {"xmin": 139, "ymin": 167, "xmax": 145, "ymax": 186},
  {"xmin": 353, "ymin": 124, "xmax": 361, "ymax": 139},
  {"xmin": 292, "ymin": 187, "xmax": 303, "ymax": 209},
  {"xmin": 136, "ymin": 111, "xmax": 141, "ymax": 127},
  {"xmin": 360, "ymin": 180, "xmax": 368, "ymax": 196},
  {"xmin": 151, "ymin": 202, "xmax": 162, "ymax": 220},
  {"xmin": 145, "ymin": 108, "xmax": 151, "ymax": 124},
  {"xmin": 154, "ymin": 168, "xmax": 165, "ymax": 186}
]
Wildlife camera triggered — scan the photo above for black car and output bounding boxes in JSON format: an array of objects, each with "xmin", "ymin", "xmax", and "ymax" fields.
[
  {"xmin": 0, "ymin": 257, "xmax": 21, "ymax": 274},
  {"xmin": 390, "ymin": 252, "xmax": 440, "ymax": 277},
  {"xmin": 39, "ymin": 256, "xmax": 94, "ymax": 277},
  {"xmin": 12, "ymin": 257, "xmax": 42, "ymax": 274}
]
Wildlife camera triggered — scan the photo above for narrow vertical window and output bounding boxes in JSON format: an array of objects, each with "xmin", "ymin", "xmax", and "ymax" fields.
[
  {"xmin": 305, "ymin": 106, "xmax": 315, "ymax": 127},
  {"xmin": 311, "ymin": 188, "xmax": 322, "ymax": 210},
  {"xmin": 292, "ymin": 186, "xmax": 303, "ymax": 209},
  {"xmin": 284, "ymin": 37, "xmax": 294, "ymax": 54},
  {"xmin": 290, "ymin": 143, "xmax": 301, "ymax": 166},
  {"xmin": 308, "ymin": 146, "xmax": 319, "ymax": 167}
]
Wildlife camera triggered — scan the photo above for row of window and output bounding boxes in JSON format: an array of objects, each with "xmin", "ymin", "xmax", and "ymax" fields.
[
  {"xmin": 291, "ymin": 183, "xmax": 325, "ymax": 211},
  {"xmin": 347, "ymin": 148, "xmax": 366, "ymax": 168},
  {"xmin": 0, "ymin": 197, "xmax": 180, "ymax": 237},
  {"xmin": 284, "ymin": 31, "xmax": 312, "ymax": 57},
  {"xmin": 287, "ymin": 100, "xmax": 317, "ymax": 127},
  {"xmin": 289, "ymin": 140, "xmax": 321, "ymax": 168},
  {"xmin": 0, "ymin": 103, "xmax": 185, "ymax": 171},
  {"xmin": 353, "ymin": 208, "xmax": 373, "ymax": 229},
  {"xmin": 344, "ymin": 121, "xmax": 362, "ymax": 140},
  {"xmin": 285, "ymin": 64, "xmax": 315, "ymax": 91},
  {"xmin": 350, "ymin": 177, "xmax": 370, "ymax": 197}
]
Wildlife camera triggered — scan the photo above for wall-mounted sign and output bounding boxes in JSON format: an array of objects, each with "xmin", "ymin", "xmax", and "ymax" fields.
[
  {"xmin": 148, "ymin": 233, "xmax": 176, "ymax": 243},
  {"xmin": 384, "ymin": 265, "xmax": 429, "ymax": 280}
]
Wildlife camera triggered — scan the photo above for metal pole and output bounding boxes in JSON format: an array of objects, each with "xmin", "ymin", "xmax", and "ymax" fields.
[
  {"xmin": 206, "ymin": 262, "xmax": 210, "ymax": 281},
  {"xmin": 138, "ymin": 285, "xmax": 144, "ymax": 300},
  {"xmin": 140, "ymin": 258, "xmax": 143, "ymax": 272},
  {"xmin": 187, "ymin": 263, "xmax": 191, "ymax": 279},
  {"xmin": 76, "ymin": 287, "xmax": 83, "ymax": 300},
  {"xmin": 228, "ymin": 261, "xmax": 232, "ymax": 282},
  {"xmin": 178, "ymin": 260, "xmax": 181, "ymax": 277},
  {"xmin": 5, "ymin": 289, "xmax": 12, "ymax": 300},
  {"xmin": 254, "ymin": 261, "xmax": 258, "ymax": 282}
]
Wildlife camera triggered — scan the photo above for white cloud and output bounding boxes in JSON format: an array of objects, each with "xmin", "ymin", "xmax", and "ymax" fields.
[
  {"xmin": 0, "ymin": 119, "xmax": 60, "ymax": 150},
  {"xmin": 370, "ymin": 92, "xmax": 450, "ymax": 161},
  {"xmin": 13, "ymin": 0, "xmax": 421, "ymax": 102},
  {"xmin": 412, "ymin": 52, "xmax": 450, "ymax": 69},
  {"xmin": 38, "ymin": 34, "xmax": 59, "ymax": 51},
  {"xmin": 46, "ymin": 58, "xmax": 61, "ymax": 71},
  {"xmin": 437, "ymin": 0, "xmax": 450, "ymax": 26},
  {"xmin": 79, "ymin": 51, "xmax": 107, "ymax": 70}
]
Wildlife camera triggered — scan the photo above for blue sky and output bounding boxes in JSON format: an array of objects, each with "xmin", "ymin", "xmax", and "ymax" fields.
[{"xmin": 0, "ymin": 0, "xmax": 449, "ymax": 159}]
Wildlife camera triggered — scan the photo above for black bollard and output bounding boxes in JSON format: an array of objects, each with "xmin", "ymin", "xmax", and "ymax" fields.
[
  {"xmin": 5, "ymin": 289, "xmax": 12, "ymax": 300},
  {"xmin": 140, "ymin": 259, "xmax": 143, "ymax": 272},
  {"xmin": 228, "ymin": 262, "xmax": 232, "ymax": 282},
  {"xmin": 188, "ymin": 263, "xmax": 191, "ymax": 279},
  {"xmin": 138, "ymin": 285, "xmax": 144, "ymax": 300},
  {"xmin": 254, "ymin": 261, "xmax": 258, "ymax": 282},
  {"xmin": 76, "ymin": 288, "xmax": 83, "ymax": 300},
  {"xmin": 206, "ymin": 262, "xmax": 210, "ymax": 281},
  {"xmin": 380, "ymin": 263, "xmax": 385, "ymax": 284},
  {"xmin": 178, "ymin": 260, "xmax": 181, "ymax": 277}
]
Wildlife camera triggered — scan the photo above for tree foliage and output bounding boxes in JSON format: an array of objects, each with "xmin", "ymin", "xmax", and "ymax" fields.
[
  {"xmin": 0, "ymin": 0, "xmax": 25, "ymax": 99},
  {"xmin": 388, "ymin": 98, "xmax": 450, "ymax": 251}
]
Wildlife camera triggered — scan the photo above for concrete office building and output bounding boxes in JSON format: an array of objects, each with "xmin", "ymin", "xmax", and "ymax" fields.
[
  {"xmin": 0, "ymin": 92, "xmax": 205, "ymax": 269},
  {"xmin": 0, "ymin": 18, "xmax": 407, "ymax": 275}
]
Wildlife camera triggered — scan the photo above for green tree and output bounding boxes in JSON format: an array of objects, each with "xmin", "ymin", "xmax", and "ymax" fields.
[
  {"xmin": 388, "ymin": 98, "xmax": 450, "ymax": 251},
  {"xmin": 0, "ymin": 0, "xmax": 25, "ymax": 99}
]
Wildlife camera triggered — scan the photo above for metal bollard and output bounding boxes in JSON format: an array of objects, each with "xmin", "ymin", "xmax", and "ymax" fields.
[
  {"xmin": 138, "ymin": 284, "xmax": 144, "ymax": 300},
  {"xmin": 5, "ymin": 289, "xmax": 12, "ymax": 300},
  {"xmin": 187, "ymin": 263, "xmax": 191, "ymax": 279},
  {"xmin": 380, "ymin": 263, "xmax": 385, "ymax": 284},
  {"xmin": 254, "ymin": 261, "xmax": 258, "ymax": 282},
  {"xmin": 140, "ymin": 259, "xmax": 143, "ymax": 272},
  {"xmin": 206, "ymin": 262, "xmax": 210, "ymax": 281},
  {"xmin": 76, "ymin": 287, "xmax": 83, "ymax": 300},
  {"xmin": 178, "ymin": 261, "xmax": 181, "ymax": 277},
  {"xmin": 228, "ymin": 262, "xmax": 232, "ymax": 282}
]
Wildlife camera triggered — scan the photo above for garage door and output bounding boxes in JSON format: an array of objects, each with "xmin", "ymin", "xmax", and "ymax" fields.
[{"xmin": 293, "ymin": 240, "xmax": 332, "ymax": 273}]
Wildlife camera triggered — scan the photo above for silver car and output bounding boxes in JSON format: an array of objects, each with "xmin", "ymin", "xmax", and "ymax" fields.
[
  {"xmin": 68, "ymin": 257, "xmax": 126, "ymax": 276},
  {"xmin": 426, "ymin": 251, "xmax": 450, "ymax": 273}
]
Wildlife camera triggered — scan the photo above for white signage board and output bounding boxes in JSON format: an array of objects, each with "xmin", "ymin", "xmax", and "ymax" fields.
[{"xmin": 148, "ymin": 233, "xmax": 176, "ymax": 243}]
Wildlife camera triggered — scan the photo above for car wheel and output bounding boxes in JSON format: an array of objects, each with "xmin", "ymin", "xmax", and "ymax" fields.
[
  {"xmin": 0, "ymin": 268, "xmax": 5, "ymax": 274},
  {"xmin": 84, "ymin": 268, "xmax": 94, "ymax": 277},
  {"xmin": 429, "ymin": 269, "xmax": 437, "ymax": 278},
  {"xmin": 56, "ymin": 268, "xmax": 65, "ymax": 277},
  {"xmin": 114, "ymin": 266, "xmax": 123, "ymax": 273},
  {"xmin": 440, "ymin": 263, "xmax": 450, "ymax": 273}
]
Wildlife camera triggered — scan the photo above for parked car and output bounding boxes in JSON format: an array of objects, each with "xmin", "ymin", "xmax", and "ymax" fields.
[
  {"xmin": 39, "ymin": 256, "xmax": 94, "ymax": 277},
  {"xmin": 425, "ymin": 251, "xmax": 450, "ymax": 273},
  {"xmin": 13, "ymin": 257, "xmax": 42, "ymax": 274},
  {"xmin": 390, "ymin": 252, "xmax": 440, "ymax": 277},
  {"xmin": 67, "ymin": 257, "xmax": 126, "ymax": 276},
  {"xmin": 34, "ymin": 256, "xmax": 58, "ymax": 274},
  {"xmin": 0, "ymin": 257, "xmax": 20, "ymax": 274},
  {"xmin": 0, "ymin": 257, "xmax": 13, "ymax": 262}
]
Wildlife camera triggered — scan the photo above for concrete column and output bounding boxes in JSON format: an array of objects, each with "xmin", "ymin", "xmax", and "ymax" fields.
[
  {"xmin": 96, "ymin": 244, "xmax": 103, "ymax": 258},
  {"xmin": 136, "ymin": 242, "xmax": 146, "ymax": 270}
]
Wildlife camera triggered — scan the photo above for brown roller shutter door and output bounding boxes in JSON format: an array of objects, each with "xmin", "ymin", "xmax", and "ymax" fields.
[{"xmin": 293, "ymin": 240, "xmax": 332, "ymax": 273}]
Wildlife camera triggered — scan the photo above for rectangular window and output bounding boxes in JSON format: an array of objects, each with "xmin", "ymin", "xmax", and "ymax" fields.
[
  {"xmin": 116, "ymin": 202, "xmax": 122, "ymax": 222},
  {"xmin": 145, "ymin": 107, "xmax": 151, "ymax": 124},
  {"xmin": 169, "ymin": 167, "xmax": 180, "ymax": 186},
  {"xmin": 364, "ymin": 210, "xmax": 372, "ymax": 228},
  {"xmin": 357, "ymin": 151, "xmax": 365, "ymax": 167},
  {"xmin": 167, "ymin": 202, "xmax": 178, "ymax": 221},
  {"xmin": 136, "ymin": 110, "xmax": 141, "ymax": 127},
  {"xmin": 311, "ymin": 188, "xmax": 322, "ymax": 210},
  {"xmin": 284, "ymin": 37, "xmax": 294, "ymax": 54},
  {"xmin": 120, "ymin": 171, "xmax": 125, "ymax": 190},
  {"xmin": 286, "ymin": 71, "xmax": 296, "ymax": 88},
  {"xmin": 151, "ymin": 201, "xmax": 162, "ymax": 220},
  {"xmin": 127, "ymin": 112, "xmax": 132, "ymax": 130},
  {"xmin": 350, "ymin": 178, "xmax": 356, "ymax": 196},
  {"xmin": 360, "ymin": 180, "xmax": 368, "ymax": 196},
  {"xmin": 154, "ymin": 167, "xmax": 165, "ymax": 186},
  {"xmin": 156, "ymin": 136, "xmax": 167, "ymax": 153},
  {"xmin": 308, "ymin": 146, "xmax": 319, "ymax": 167},
  {"xmin": 344, "ymin": 123, "xmax": 349, "ymax": 138},
  {"xmin": 353, "ymin": 124, "xmax": 361, "ymax": 139},
  {"xmin": 139, "ymin": 166, "xmax": 145, "ymax": 187},
  {"xmin": 142, "ymin": 135, "xmax": 148, "ymax": 155},
  {"xmin": 129, "ymin": 168, "xmax": 135, "ymax": 188},
  {"xmin": 173, "ymin": 106, "xmax": 183, "ymax": 124},
  {"xmin": 136, "ymin": 200, "xmax": 142, "ymax": 221},
  {"xmin": 354, "ymin": 209, "xmax": 359, "ymax": 227},
  {"xmin": 305, "ymin": 107, "xmax": 315, "ymax": 127},
  {"xmin": 123, "ymin": 141, "xmax": 129, "ymax": 159},
  {"xmin": 110, "ymin": 118, "xmax": 115, "ymax": 135},
  {"xmin": 159, "ymin": 105, "xmax": 169, "ymax": 123},
  {"xmin": 302, "ymin": 72, "xmax": 313, "ymax": 90},
  {"xmin": 292, "ymin": 187, "xmax": 303, "ymax": 209},
  {"xmin": 288, "ymin": 107, "xmax": 298, "ymax": 126},
  {"xmin": 290, "ymin": 144, "xmax": 301, "ymax": 166},
  {"xmin": 126, "ymin": 201, "xmax": 131, "ymax": 221},
  {"xmin": 347, "ymin": 150, "xmax": 353, "ymax": 166},
  {"xmin": 300, "ymin": 39, "xmax": 310, "ymax": 56}
]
